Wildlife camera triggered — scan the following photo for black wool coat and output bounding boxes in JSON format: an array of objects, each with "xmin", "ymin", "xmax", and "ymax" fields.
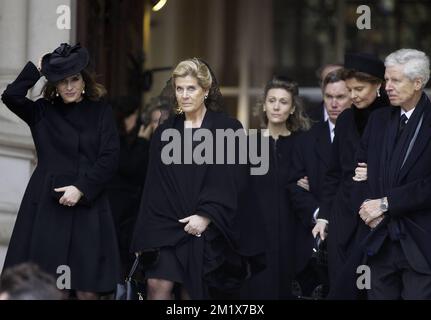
[
  {"xmin": 330, "ymin": 94, "xmax": 431, "ymax": 299},
  {"xmin": 1, "ymin": 62, "xmax": 121, "ymax": 292},
  {"xmin": 318, "ymin": 96, "xmax": 387, "ymax": 287},
  {"xmin": 288, "ymin": 121, "xmax": 332, "ymax": 274},
  {"xmin": 354, "ymin": 93, "xmax": 431, "ymax": 272},
  {"xmin": 241, "ymin": 133, "xmax": 296, "ymax": 299}
]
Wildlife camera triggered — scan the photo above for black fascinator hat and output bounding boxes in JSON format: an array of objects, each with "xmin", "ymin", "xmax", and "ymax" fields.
[{"xmin": 41, "ymin": 43, "xmax": 89, "ymax": 83}]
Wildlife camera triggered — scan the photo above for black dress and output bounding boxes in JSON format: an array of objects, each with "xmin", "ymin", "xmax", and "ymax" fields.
[
  {"xmin": 1, "ymin": 62, "xmax": 121, "ymax": 292},
  {"xmin": 131, "ymin": 109, "xmax": 262, "ymax": 299},
  {"xmin": 241, "ymin": 132, "xmax": 296, "ymax": 299}
]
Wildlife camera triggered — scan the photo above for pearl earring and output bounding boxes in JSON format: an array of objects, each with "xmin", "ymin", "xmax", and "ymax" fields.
[
  {"xmin": 377, "ymin": 89, "xmax": 380, "ymax": 97},
  {"xmin": 82, "ymin": 88, "xmax": 85, "ymax": 94}
]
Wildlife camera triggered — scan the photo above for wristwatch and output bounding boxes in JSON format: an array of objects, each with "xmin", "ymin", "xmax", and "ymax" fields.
[{"xmin": 380, "ymin": 197, "xmax": 388, "ymax": 212}]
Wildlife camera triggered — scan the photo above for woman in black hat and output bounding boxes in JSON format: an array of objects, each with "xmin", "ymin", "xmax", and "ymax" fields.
[
  {"xmin": 1, "ymin": 43, "xmax": 121, "ymax": 299},
  {"xmin": 311, "ymin": 53, "xmax": 390, "ymax": 294}
]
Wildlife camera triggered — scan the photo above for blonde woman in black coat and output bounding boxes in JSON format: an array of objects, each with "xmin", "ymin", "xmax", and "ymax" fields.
[{"xmin": 1, "ymin": 43, "xmax": 121, "ymax": 299}]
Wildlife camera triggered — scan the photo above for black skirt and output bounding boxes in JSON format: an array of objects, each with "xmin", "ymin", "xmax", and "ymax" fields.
[{"xmin": 145, "ymin": 247, "xmax": 184, "ymax": 284}]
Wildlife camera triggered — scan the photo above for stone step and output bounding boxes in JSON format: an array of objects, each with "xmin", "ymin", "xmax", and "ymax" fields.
[{"xmin": 0, "ymin": 245, "xmax": 7, "ymax": 273}]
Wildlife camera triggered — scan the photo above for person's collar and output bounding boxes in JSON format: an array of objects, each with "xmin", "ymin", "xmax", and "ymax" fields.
[
  {"xmin": 401, "ymin": 107, "xmax": 415, "ymax": 121},
  {"xmin": 323, "ymin": 107, "xmax": 329, "ymax": 121},
  {"xmin": 328, "ymin": 119, "xmax": 335, "ymax": 132}
]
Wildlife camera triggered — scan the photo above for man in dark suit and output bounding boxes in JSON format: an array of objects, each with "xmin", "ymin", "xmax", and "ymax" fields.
[
  {"xmin": 289, "ymin": 69, "xmax": 351, "ymax": 297},
  {"xmin": 354, "ymin": 49, "xmax": 431, "ymax": 299},
  {"xmin": 305, "ymin": 63, "xmax": 343, "ymax": 123}
]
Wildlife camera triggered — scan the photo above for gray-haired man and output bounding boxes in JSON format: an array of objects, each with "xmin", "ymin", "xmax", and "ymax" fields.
[{"xmin": 353, "ymin": 49, "xmax": 431, "ymax": 299}]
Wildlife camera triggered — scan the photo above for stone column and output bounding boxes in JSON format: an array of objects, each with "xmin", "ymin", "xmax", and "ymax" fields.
[{"xmin": 0, "ymin": 0, "xmax": 28, "ymax": 123}]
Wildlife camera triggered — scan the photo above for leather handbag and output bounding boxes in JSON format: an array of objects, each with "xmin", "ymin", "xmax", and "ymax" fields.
[{"xmin": 115, "ymin": 254, "xmax": 146, "ymax": 300}]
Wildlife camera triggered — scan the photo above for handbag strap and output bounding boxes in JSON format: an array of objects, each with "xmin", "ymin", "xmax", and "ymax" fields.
[{"xmin": 126, "ymin": 254, "xmax": 141, "ymax": 280}]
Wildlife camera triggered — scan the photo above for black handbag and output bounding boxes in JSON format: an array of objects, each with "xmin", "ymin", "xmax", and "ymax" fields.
[
  {"xmin": 312, "ymin": 236, "xmax": 328, "ymax": 267},
  {"xmin": 293, "ymin": 236, "xmax": 329, "ymax": 299},
  {"xmin": 115, "ymin": 254, "xmax": 146, "ymax": 300}
]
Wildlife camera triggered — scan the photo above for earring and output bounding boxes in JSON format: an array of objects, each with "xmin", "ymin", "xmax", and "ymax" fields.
[
  {"xmin": 175, "ymin": 105, "xmax": 183, "ymax": 115},
  {"xmin": 82, "ymin": 88, "xmax": 85, "ymax": 94},
  {"xmin": 377, "ymin": 89, "xmax": 381, "ymax": 97},
  {"xmin": 204, "ymin": 95, "xmax": 208, "ymax": 100},
  {"xmin": 55, "ymin": 91, "xmax": 59, "ymax": 97}
]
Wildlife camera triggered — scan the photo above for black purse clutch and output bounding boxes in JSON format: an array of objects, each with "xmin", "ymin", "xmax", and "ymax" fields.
[
  {"xmin": 312, "ymin": 236, "xmax": 328, "ymax": 266},
  {"xmin": 50, "ymin": 174, "xmax": 91, "ymax": 207},
  {"xmin": 115, "ymin": 254, "xmax": 146, "ymax": 300}
]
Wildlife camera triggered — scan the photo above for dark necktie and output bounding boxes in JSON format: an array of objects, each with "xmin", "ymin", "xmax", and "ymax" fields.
[{"xmin": 396, "ymin": 114, "xmax": 408, "ymax": 142}]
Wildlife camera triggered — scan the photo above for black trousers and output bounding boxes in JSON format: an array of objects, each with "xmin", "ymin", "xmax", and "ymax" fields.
[{"xmin": 367, "ymin": 239, "xmax": 431, "ymax": 300}]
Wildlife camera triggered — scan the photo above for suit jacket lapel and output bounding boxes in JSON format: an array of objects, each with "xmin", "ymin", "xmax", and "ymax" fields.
[
  {"xmin": 381, "ymin": 108, "xmax": 400, "ymax": 192},
  {"xmin": 398, "ymin": 98, "xmax": 431, "ymax": 181}
]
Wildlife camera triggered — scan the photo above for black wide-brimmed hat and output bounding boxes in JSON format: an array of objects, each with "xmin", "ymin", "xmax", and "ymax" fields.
[
  {"xmin": 41, "ymin": 43, "xmax": 89, "ymax": 83},
  {"xmin": 344, "ymin": 53, "xmax": 385, "ymax": 80}
]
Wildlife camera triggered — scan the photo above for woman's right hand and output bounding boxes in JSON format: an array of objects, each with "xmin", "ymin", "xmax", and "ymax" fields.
[
  {"xmin": 179, "ymin": 214, "xmax": 211, "ymax": 237},
  {"xmin": 353, "ymin": 162, "xmax": 367, "ymax": 181},
  {"xmin": 297, "ymin": 176, "xmax": 310, "ymax": 191}
]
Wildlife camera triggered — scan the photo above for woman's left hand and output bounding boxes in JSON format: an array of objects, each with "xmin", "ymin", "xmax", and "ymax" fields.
[
  {"xmin": 179, "ymin": 215, "xmax": 211, "ymax": 237},
  {"xmin": 54, "ymin": 185, "xmax": 83, "ymax": 207}
]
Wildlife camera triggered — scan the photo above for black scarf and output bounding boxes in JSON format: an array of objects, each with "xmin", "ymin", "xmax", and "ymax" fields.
[{"xmin": 352, "ymin": 91, "xmax": 389, "ymax": 136}]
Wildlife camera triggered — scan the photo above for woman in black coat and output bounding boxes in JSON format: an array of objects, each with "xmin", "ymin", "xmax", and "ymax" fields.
[
  {"xmin": 241, "ymin": 77, "xmax": 311, "ymax": 299},
  {"xmin": 312, "ymin": 53, "xmax": 390, "ymax": 293},
  {"xmin": 131, "ymin": 58, "xmax": 263, "ymax": 300},
  {"xmin": 1, "ymin": 43, "xmax": 121, "ymax": 299}
]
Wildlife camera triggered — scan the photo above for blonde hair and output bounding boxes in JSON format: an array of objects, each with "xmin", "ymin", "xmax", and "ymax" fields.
[{"xmin": 172, "ymin": 58, "xmax": 212, "ymax": 90}]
